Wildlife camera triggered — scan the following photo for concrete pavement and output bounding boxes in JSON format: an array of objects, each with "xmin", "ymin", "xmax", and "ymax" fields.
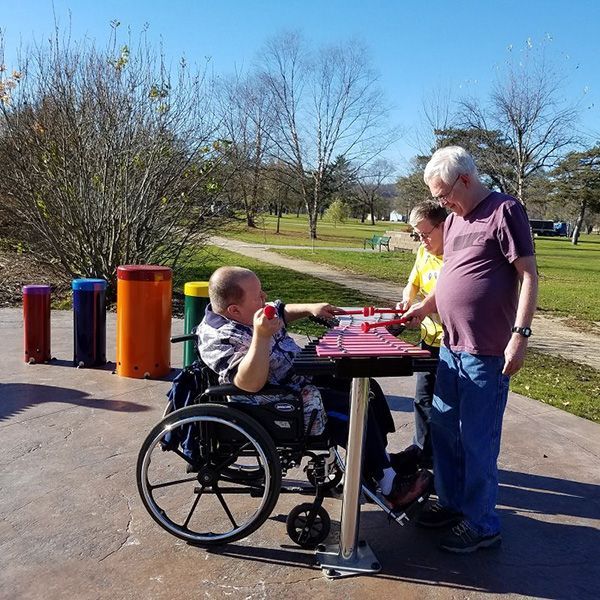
[{"xmin": 1, "ymin": 307, "xmax": 599, "ymax": 600}]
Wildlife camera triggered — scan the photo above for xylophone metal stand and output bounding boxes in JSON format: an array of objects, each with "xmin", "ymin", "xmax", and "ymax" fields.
[{"xmin": 315, "ymin": 377, "xmax": 382, "ymax": 579}]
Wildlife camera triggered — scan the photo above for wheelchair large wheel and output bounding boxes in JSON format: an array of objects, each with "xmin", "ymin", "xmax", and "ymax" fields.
[{"xmin": 137, "ymin": 404, "xmax": 282, "ymax": 546}]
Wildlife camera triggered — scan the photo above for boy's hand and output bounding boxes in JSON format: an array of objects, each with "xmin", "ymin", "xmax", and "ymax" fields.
[
  {"xmin": 312, "ymin": 303, "xmax": 338, "ymax": 320},
  {"xmin": 253, "ymin": 308, "xmax": 282, "ymax": 338}
]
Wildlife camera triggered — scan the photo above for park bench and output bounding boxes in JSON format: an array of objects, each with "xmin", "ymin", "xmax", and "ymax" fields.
[{"xmin": 363, "ymin": 234, "xmax": 391, "ymax": 251}]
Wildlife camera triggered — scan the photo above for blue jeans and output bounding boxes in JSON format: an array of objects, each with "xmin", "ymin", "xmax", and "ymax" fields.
[
  {"xmin": 432, "ymin": 346, "xmax": 510, "ymax": 535},
  {"xmin": 413, "ymin": 343, "xmax": 439, "ymax": 461}
]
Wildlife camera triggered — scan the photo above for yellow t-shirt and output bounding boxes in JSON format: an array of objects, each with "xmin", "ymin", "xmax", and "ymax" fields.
[{"xmin": 407, "ymin": 245, "xmax": 444, "ymax": 347}]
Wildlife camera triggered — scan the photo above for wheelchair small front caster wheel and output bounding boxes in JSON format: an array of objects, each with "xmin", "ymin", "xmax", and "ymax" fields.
[{"xmin": 286, "ymin": 502, "xmax": 331, "ymax": 549}]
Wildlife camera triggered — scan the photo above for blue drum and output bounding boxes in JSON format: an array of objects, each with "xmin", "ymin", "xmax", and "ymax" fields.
[{"xmin": 72, "ymin": 278, "xmax": 107, "ymax": 367}]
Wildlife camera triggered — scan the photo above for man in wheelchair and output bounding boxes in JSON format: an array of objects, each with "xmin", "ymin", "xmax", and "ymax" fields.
[{"xmin": 198, "ymin": 266, "xmax": 432, "ymax": 511}]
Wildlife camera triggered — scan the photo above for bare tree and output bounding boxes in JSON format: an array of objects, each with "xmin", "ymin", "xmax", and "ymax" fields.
[
  {"xmin": 457, "ymin": 43, "xmax": 579, "ymax": 207},
  {"xmin": 552, "ymin": 146, "xmax": 600, "ymax": 244},
  {"xmin": 261, "ymin": 160, "xmax": 304, "ymax": 232},
  {"xmin": 355, "ymin": 159, "xmax": 396, "ymax": 225},
  {"xmin": 0, "ymin": 26, "xmax": 225, "ymax": 297},
  {"xmin": 217, "ymin": 73, "xmax": 274, "ymax": 227},
  {"xmin": 395, "ymin": 155, "xmax": 431, "ymax": 218},
  {"xmin": 258, "ymin": 32, "xmax": 396, "ymax": 239}
]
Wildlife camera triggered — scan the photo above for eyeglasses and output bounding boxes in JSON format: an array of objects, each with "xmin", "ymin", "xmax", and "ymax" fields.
[
  {"xmin": 433, "ymin": 174, "xmax": 461, "ymax": 203},
  {"xmin": 412, "ymin": 223, "xmax": 438, "ymax": 240}
]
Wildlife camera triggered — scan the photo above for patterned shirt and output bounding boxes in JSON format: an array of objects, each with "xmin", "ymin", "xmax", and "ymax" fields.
[{"xmin": 197, "ymin": 301, "xmax": 327, "ymax": 435}]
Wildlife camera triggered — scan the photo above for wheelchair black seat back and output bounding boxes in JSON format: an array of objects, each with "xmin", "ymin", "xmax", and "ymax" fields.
[{"xmin": 136, "ymin": 334, "xmax": 342, "ymax": 549}]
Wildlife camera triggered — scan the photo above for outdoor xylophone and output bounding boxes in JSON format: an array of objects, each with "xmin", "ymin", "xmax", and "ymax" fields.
[
  {"xmin": 295, "ymin": 308, "xmax": 434, "ymax": 379},
  {"xmin": 292, "ymin": 309, "xmax": 437, "ymax": 578}
]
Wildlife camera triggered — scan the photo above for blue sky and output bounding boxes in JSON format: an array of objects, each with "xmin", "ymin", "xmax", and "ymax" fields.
[{"xmin": 2, "ymin": 0, "xmax": 599, "ymax": 173}]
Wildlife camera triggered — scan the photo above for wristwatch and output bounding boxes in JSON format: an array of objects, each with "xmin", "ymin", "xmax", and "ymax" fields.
[{"xmin": 512, "ymin": 326, "xmax": 532, "ymax": 338}]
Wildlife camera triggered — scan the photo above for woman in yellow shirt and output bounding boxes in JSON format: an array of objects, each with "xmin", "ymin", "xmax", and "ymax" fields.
[{"xmin": 395, "ymin": 201, "xmax": 447, "ymax": 470}]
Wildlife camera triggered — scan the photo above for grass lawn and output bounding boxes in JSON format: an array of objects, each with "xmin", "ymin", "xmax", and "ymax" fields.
[
  {"xmin": 511, "ymin": 350, "xmax": 600, "ymax": 422},
  {"xmin": 175, "ymin": 247, "xmax": 389, "ymax": 336},
  {"xmin": 221, "ymin": 214, "xmax": 411, "ymax": 247},
  {"xmin": 276, "ymin": 248, "xmax": 415, "ymax": 287},
  {"xmin": 534, "ymin": 236, "xmax": 600, "ymax": 322}
]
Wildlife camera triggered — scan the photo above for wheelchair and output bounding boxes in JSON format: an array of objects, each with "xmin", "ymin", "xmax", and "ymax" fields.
[{"xmin": 136, "ymin": 332, "xmax": 347, "ymax": 549}]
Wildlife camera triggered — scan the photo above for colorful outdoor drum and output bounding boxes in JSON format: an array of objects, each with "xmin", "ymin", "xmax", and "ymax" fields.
[
  {"xmin": 116, "ymin": 265, "xmax": 172, "ymax": 379},
  {"xmin": 183, "ymin": 281, "xmax": 209, "ymax": 367},
  {"xmin": 72, "ymin": 278, "xmax": 107, "ymax": 367},
  {"xmin": 23, "ymin": 284, "xmax": 51, "ymax": 363}
]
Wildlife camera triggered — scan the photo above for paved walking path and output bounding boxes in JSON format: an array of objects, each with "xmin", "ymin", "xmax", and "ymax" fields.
[{"xmin": 211, "ymin": 236, "xmax": 600, "ymax": 371}]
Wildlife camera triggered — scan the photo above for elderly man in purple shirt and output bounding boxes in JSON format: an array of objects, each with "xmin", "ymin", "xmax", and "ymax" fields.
[{"xmin": 403, "ymin": 146, "xmax": 538, "ymax": 553}]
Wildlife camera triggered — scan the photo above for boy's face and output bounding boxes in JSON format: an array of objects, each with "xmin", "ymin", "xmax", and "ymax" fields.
[{"xmin": 229, "ymin": 273, "xmax": 267, "ymax": 326}]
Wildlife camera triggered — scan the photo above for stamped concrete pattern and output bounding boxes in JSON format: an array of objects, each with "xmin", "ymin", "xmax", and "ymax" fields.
[{"xmin": 1, "ymin": 304, "xmax": 599, "ymax": 600}]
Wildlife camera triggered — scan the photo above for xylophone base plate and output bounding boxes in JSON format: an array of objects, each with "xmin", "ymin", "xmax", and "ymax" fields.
[{"xmin": 316, "ymin": 540, "xmax": 381, "ymax": 579}]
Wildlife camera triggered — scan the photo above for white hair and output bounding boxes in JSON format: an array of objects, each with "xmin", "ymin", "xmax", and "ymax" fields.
[{"xmin": 424, "ymin": 146, "xmax": 478, "ymax": 186}]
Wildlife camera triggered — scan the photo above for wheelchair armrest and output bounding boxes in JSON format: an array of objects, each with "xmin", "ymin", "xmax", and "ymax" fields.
[
  {"xmin": 202, "ymin": 383, "xmax": 294, "ymax": 398},
  {"xmin": 170, "ymin": 333, "xmax": 197, "ymax": 344}
]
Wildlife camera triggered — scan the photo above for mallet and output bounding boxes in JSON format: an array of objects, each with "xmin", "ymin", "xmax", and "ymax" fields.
[
  {"xmin": 361, "ymin": 317, "xmax": 408, "ymax": 333},
  {"xmin": 263, "ymin": 304, "xmax": 277, "ymax": 319}
]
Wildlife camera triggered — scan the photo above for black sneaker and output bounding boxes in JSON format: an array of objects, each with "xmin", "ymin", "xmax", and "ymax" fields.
[
  {"xmin": 389, "ymin": 444, "xmax": 422, "ymax": 477},
  {"xmin": 439, "ymin": 520, "xmax": 502, "ymax": 553},
  {"xmin": 416, "ymin": 501, "xmax": 462, "ymax": 528}
]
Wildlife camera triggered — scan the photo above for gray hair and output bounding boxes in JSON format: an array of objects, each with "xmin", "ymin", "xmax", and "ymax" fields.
[
  {"xmin": 208, "ymin": 266, "xmax": 256, "ymax": 313},
  {"xmin": 424, "ymin": 146, "xmax": 478, "ymax": 186},
  {"xmin": 409, "ymin": 201, "xmax": 448, "ymax": 227}
]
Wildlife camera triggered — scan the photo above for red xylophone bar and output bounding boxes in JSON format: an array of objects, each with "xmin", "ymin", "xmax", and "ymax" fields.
[
  {"xmin": 263, "ymin": 304, "xmax": 277, "ymax": 319},
  {"xmin": 361, "ymin": 317, "xmax": 408, "ymax": 333},
  {"xmin": 334, "ymin": 306, "xmax": 406, "ymax": 317}
]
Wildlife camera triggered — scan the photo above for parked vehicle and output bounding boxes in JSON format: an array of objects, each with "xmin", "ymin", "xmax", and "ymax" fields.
[
  {"xmin": 529, "ymin": 219, "xmax": 557, "ymax": 236},
  {"xmin": 553, "ymin": 222, "xmax": 568, "ymax": 237}
]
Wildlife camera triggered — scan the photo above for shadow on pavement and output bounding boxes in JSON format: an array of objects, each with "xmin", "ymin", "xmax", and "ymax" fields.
[
  {"xmin": 46, "ymin": 358, "xmax": 117, "ymax": 371},
  {"xmin": 499, "ymin": 468, "xmax": 600, "ymax": 520},
  {"xmin": 385, "ymin": 394, "xmax": 414, "ymax": 413},
  {"xmin": 215, "ymin": 468, "xmax": 600, "ymax": 599},
  {"xmin": 206, "ymin": 543, "xmax": 316, "ymax": 570},
  {"xmin": 0, "ymin": 383, "xmax": 152, "ymax": 421},
  {"xmin": 355, "ymin": 468, "xmax": 600, "ymax": 599}
]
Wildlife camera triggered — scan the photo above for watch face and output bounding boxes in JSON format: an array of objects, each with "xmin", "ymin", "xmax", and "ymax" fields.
[{"xmin": 513, "ymin": 326, "xmax": 531, "ymax": 337}]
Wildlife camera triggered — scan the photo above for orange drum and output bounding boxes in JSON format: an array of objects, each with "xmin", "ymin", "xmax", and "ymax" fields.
[{"xmin": 116, "ymin": 265, "xmax": 172, "ymax": 378}]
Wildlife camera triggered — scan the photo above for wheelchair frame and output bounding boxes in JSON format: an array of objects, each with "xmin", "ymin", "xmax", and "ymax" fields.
[
  {"xmin": 136, "ymin": 332, "xmax": 345, "ymax": 549},
  {"xmin": 136, "ymin": 329, "xmax": 430, "ymax": 552}
]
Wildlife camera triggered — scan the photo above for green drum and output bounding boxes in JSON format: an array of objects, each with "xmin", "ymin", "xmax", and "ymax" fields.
[{"xmin": 183, "ymin": 281, "xmax": 209, "ymax": 367}]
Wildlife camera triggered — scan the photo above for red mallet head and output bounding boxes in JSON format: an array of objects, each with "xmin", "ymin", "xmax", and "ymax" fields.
[
  {"xmin": 263, "ymin": 304, "xmax": 277, "ymax": 319},
  {"xmin": 361, "ymin": 321, "xmax": 372, "ymax": 333}
]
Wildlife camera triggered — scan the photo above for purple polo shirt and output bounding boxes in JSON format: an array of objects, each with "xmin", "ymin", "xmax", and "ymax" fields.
[{"xmin": 436, "ymin": 191, "xmax": 534, "ymax": 356}]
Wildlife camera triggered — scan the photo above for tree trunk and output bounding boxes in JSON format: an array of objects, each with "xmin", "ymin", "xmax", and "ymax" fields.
[
  {"xmin": 276, "ymin": 201, "xmax": 282, "ymax": 234},
  {"xmin": 571, "ymin": 198, "xmax": 587, "ymax": 245}
]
